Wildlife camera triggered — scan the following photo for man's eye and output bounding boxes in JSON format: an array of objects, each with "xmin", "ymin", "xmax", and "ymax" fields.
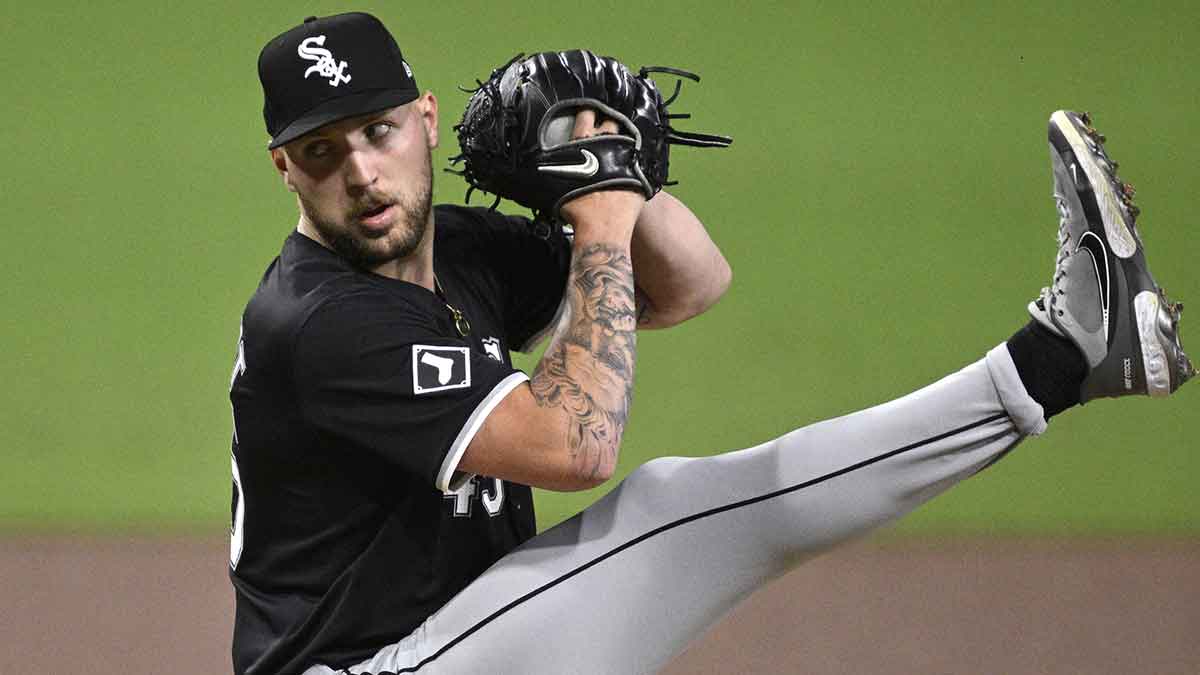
[
  {"xmin": 305, "ymin": 141, "xmax": 331, "ymax": 159},
  {"xmin": 366, "ymin": 122, "xmax": 392, "ymax": 140}
]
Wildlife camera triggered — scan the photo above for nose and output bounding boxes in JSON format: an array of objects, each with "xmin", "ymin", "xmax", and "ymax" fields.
[{"xmin": 342, "ymin": 150, "xmax": 377, "ymax": 192}]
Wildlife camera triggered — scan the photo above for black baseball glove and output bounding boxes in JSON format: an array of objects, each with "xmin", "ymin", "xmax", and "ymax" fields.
[{"xmin": 449, "ymin": 49, "xmax": 732, "ymax": 223}]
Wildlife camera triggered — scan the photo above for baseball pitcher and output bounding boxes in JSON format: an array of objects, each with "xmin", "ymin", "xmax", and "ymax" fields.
[{"xmin": 228, "ymin": 12, "xmax": 1193, "ymax": 675}]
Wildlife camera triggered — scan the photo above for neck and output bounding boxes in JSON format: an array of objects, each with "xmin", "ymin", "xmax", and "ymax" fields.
[
  {"xmin": 367, "ymin": 220, "xmax": 435, "ymax": 290},
  {"xmin": 296, "ymin": 212, "xmax": 436, "ymax": 291}
]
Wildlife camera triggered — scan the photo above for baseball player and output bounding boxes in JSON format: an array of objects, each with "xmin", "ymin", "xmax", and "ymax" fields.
[{"xmin": 229, "ymin": 12, "xmax": 1193, "ymax": 675}]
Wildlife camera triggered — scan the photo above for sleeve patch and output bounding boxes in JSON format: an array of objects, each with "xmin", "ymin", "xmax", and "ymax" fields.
[{"xmin": 412, "ymin": 345, "xmax": 472, "ymax": 394}]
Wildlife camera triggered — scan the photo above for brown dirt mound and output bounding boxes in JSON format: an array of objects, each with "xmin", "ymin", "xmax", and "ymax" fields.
[{"xmin": 3, "ymin": 536, "xmax": 1196, "ymax": 674}]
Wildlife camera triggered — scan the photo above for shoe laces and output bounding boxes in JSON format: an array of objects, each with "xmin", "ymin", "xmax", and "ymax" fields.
[{"xmin": 1047, "ymin": 193, "xmax": 1072, "ymax": 314}]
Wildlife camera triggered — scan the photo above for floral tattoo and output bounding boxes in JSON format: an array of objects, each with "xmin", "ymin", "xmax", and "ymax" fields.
[{"xmin": 530, "ymin": 243, "xmax": 637, "ymax": 480}]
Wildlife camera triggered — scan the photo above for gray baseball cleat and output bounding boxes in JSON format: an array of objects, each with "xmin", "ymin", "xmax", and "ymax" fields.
[{"xmin": 1029, "ymin": 110, "xmax": 1194, "ymax": 401}]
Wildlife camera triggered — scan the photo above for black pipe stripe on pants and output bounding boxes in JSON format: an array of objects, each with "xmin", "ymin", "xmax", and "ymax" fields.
[{"xmin": 350, "ymin": 412, "xmax": 1009, "ymax": 675}]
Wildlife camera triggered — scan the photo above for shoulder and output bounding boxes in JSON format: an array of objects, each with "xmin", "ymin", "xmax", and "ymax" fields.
[
  {"xmin": 251, "ymin": 234, "xmax": 442, "ymax": 352},
  {"xmin": 249, "ymin": 264, "xmax": 424, "ymax": 339},
  {"xmin": 289, "ymin": 284, "xmax": 447, "ymax": 387},
  {"xmin": 247, "ymin": 232, "xmax": 361, "ymax": 318},
  {"xmin": 299, "ymin": 280, "xmax": 440, "ymax": 344},
  {"xmin": 242, "ymin": 234, "xmax": 357, "ymax": 348}
]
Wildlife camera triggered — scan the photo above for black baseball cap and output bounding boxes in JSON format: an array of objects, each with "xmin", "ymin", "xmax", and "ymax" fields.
[{"xmin": 258, "ymin": 12, "xmax": 419, "ymax": 149}]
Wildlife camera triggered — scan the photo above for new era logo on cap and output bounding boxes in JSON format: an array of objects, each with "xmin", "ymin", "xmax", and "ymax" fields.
[
  {"xmin": 412, "ymin": 346, "xmax": 471, "ymax": 394},
  {"xmin": 258, "ymin": 12, "xmax": 419, "ymax": 148}
]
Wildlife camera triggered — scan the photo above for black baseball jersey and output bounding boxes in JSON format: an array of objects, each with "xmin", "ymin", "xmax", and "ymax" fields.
[{"xmin": 228, "ymin": 205, "xmax": 570, "ymax": 675}]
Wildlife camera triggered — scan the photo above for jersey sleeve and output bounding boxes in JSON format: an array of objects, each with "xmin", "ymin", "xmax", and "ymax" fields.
[
  {"xmin": 479, "ymin": 211, "xmax": 572, "ymax": 352},
  {"xmin": 292, "ymin": 287, "xmax": 528, "ymax": 491}
]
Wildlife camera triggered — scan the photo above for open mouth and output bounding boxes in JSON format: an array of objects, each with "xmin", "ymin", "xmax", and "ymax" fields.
[{"xmin": 357, "ymin": 202, "xmax": 395, "ymax": 227}]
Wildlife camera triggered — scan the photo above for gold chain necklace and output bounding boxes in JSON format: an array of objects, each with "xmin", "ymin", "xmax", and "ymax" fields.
[{"xmin": 434, "ymin": 275, "xmax": 471, "ymax": 338}]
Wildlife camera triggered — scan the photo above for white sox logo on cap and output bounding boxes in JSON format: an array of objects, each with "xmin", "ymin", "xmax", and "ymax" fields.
[
  {"xmin": 298, "ymin": 35, "xmax": 351, "ymax": 87},
  {"xmin": 260, "ymin": 13, "xmax": 419, "ymax": 148}
]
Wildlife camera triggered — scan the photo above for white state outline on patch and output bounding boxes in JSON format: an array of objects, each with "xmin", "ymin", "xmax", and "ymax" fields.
[{"xmin": 412, "ymin": 345, "xmax": 472, "ymax": 394}]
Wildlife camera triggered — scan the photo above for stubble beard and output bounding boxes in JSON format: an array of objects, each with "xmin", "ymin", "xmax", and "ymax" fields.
[{"xmin": 303, "ymin": 150, "xmax": 434, "ymax": 271}]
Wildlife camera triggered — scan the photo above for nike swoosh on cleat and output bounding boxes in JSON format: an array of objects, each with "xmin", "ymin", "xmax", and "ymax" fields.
[
  {"xmin": 1050, "ymin": 111, "xmax": 1137, "ymax": 257},
  {"xmin": 1077, "ymin": 230, "xmax": 1111, "ymax": 339},
  {"xmin": 537, "ymin": 149, "xmax": 599, "ymax": 177}
]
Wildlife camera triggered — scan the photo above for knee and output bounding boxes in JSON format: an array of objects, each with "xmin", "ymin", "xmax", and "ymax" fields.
[{"xmin": 622, "ymin": 456, "xmax": 693, "ymax": 492}]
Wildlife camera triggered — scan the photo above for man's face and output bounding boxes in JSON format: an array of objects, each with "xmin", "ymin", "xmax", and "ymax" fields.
[{"xmin": 272, "ymin": 95, "xmax": 439, "ymax": 269}]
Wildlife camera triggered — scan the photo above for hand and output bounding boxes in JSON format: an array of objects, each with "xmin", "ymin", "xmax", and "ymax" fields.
[{"xmin": 559, "ymin": 109, "xmax": 645, "ymax": 237}]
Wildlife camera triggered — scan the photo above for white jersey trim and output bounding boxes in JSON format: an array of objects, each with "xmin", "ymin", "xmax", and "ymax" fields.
[{"xmin": 435, "ymin": 371, "xmax": 530, "ymax": 492}]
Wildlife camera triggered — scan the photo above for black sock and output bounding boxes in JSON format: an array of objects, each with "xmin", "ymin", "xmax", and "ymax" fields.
[{"xmin": 1006, "ymin": 320, "xmax": 1088, "ymax": 419}]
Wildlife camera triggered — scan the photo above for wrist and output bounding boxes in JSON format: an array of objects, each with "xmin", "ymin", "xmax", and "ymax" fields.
[
  {"xmin": 570, "ymin": 218, "xmax": 636, "ymax": 247},
  {"xmin": 561, "ymin": 188, "xmax": 644, "ymax": 241}
]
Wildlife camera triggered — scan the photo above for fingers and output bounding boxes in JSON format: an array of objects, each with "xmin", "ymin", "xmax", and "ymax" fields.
[
  {"xmin": 571, "ymin": 109, "xmax": 596, "ymax": 140},
  {"xmin": 571, "ymin": 108, "xmax": 621, "ymax": 140}
]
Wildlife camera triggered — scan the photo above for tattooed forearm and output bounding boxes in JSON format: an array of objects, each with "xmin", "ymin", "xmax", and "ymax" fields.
[{"xmin": 530, "ymin": 242, "xmax": 637, "ymax": 481}]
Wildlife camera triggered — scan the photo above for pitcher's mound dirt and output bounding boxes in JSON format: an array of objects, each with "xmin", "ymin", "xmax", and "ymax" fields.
[{"xmin": 3, "ymin": 536, "xmax": 1196, "ymax": 674}]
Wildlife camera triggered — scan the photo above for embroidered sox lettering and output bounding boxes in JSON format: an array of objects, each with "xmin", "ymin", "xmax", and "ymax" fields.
[{"xmin": 297, "ymin": 35, "xmax": 351, "ymax": 87}]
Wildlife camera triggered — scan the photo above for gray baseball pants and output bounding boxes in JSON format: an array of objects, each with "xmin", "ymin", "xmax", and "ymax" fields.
[{"xmin": 306, "ymin": 344, "xmax": 1047, "ymax": 674}]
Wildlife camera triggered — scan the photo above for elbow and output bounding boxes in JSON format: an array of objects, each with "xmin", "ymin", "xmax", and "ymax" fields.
[
  {"xmin": 692, "ymin": 254, "xmax": 733, "ymax": 319},
  {"xmin": 562, "ymin": 472, "xmax": 613, "ymax": 492},
  {"xmin": 547, "ymin": 465, "xmax": 615, "ymax": 492},
  {"xmin": 585, "ymin": 456, "xmax": 619, "ymax": 487},
  {"xmin": 514, "ymin": 442, "xmax": 617, "ymax": 492},
  {"xmin": 561, "ymin": 446, "xmax": 618, "ymax": 491},
  {"xmin": 515, "ymin": 380, "xmax": 626, "ymax": 491},
  {"xmin": 710, "ymin": 254, "xmax": 733, "ymax": 305},
  {"xmin": 529, "ymin": 422, "xmax": 620, "ymax": 492},
  {"xmin": 685, "ymin": 254, "xmax": 733, "ymax": 320},
  {"xmin": 660, "ymin": 257, "xmax": 733, "ymax": 328}
]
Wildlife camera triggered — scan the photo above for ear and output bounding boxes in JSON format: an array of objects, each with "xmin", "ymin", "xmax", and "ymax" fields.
[
  {"xmin": 270, "ymin": 147, "xmax": 298, "ymax": 193},
  {"xmin": 417, "ymin": 91, "xmax": 439, "ymax": 149}
]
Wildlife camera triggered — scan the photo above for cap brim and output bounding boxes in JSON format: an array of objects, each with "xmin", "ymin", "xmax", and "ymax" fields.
[{"xmin": 267, "ymin": 88, "xmax": 419, "ymax": 149}]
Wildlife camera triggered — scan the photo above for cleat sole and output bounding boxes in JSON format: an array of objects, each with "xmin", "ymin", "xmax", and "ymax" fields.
[{"xmin": 1135, "ymin": 290, "xmax": 1172, "ymax": 397}]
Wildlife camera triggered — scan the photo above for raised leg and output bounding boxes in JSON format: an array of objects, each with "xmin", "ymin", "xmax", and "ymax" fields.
[{"xmin": 318, "ymin": 346, "xmax": 1043, "ymax": 675}]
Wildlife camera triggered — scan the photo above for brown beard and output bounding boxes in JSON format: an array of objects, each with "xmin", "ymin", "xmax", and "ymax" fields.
[{"xmin": 305, "ymin": 150, "xmax": 434, "ymax": 271}]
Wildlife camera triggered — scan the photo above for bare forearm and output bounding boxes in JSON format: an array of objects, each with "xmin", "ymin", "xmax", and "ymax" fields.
[
  {"xmin": 529, "ymin": 238, "xmax": 638, "ymax": 484},
  {"xmin": 632, "ymin": 191, "xmax": 731, "ymax": 328}
]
